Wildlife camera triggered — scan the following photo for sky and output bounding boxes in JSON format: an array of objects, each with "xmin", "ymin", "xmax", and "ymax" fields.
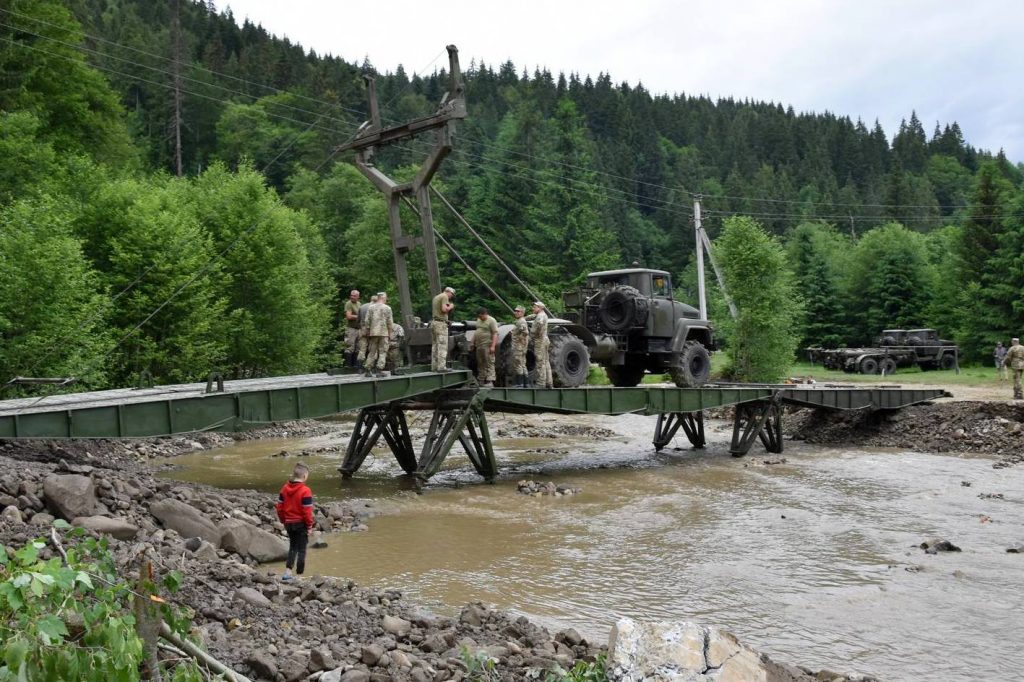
[{"xmin": 219, "ymin": 0, "xmax": 1024, "ymax": 161}]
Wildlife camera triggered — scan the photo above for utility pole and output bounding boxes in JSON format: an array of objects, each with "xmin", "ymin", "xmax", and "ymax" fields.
[
  {"xmin": 336, "ymin": 46, "xmax": 466, "ymax": 330},
  {"xmin": 171, "ymin": 0, "xmax": 183, "ymax": 177},
  {"xmin": 693, "ymin": 196, "xmax": 738, "ymax": 320}
]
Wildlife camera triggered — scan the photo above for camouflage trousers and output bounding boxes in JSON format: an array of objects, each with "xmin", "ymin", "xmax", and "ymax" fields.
[
  {"xmin": 431, "ymin": 321, "xmax": 448, "ymax": 371},
  {"xmin": 344, "ymin": 327, "xmax": 359, "ymax": 354},
  {"xmin": 1014, "ymin": 369, "xmax": 1023, "ymax": 399},
  {"xmin": 475, "ymin": 345, "xmax": 496, "ymax": 383},
  {"xmin": 356, "ymin": 332, "xmax": 368, "ymax": 364},
  {"xmin": 387, "ymin": 344, "xmax": 402, "ymax": 371},
  {"xmin": 512, "ymin": 340, "xmax": 528, "ymax": 376},
  {"xmin": 534, "ymin": 337, "xmax": 552, "ymax": 388},
  {"xmin": 364, "ymin": 336, "xmax": 388, "ymax": 371}
]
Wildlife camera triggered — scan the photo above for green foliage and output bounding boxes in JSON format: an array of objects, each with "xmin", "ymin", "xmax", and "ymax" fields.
[
  {"xmin": 546, "ymin": 653, "xmax": 609, "ymax": 682},
  {"xmin": 0, "ymin": 530, "xmax": 204, "ymax": 681},
  {"xmin": 0, "ymin": 198, "xmax": 111, "ymax": 387},
  {"xmin": 458, "ymin": 645, "xmax": 498, "ymax": 681},
  {"xmin": 787, "ymin": 222, "xmax": 849, "ymax": 347},
  {"xmin": 715, "ymin": 217, "xmax": 802, "ymax": 382}
]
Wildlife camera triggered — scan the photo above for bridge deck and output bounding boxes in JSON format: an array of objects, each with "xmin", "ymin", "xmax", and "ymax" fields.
[{"xmin": 0, "ymin": 373, "xmax": 947, "ymax": 440}]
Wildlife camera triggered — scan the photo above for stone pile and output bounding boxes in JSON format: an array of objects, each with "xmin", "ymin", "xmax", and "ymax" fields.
[{"xmin": 516, "ymin": 480, "xmax": 582, "ymax": 497}]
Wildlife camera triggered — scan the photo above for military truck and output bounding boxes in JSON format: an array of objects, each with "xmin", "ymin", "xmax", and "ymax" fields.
[
  {"xmin": 461, "ymin": 268, "xmax": 715, "ymax": 388},
  {"xmin": 809, "ymin": 328, "xmax": 959, "ymax": 374}
]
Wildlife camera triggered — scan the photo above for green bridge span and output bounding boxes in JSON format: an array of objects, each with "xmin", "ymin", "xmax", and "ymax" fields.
[{"xmin": 0, "ymin": 371, "xmax": 946, "ymax": 481}]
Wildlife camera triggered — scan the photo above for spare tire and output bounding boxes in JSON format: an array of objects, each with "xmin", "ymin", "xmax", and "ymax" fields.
[
  {"xmin": 881, "ymin": 336, "xmax": 897, "ymax": 346},
  {"xmin": 548, "ymin": 334, "xmax": 590, "ymax": 388},
  {"xmin": 670, "ymin": 340, "xmax": 712, "ymax": 387},
  {"xmin": 598, "ymin": 286, "xmax": 649, "ymax": 332}
]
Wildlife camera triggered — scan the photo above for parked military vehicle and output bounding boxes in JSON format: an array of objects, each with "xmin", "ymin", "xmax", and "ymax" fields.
[
  {"xmin": 808, "ymin": 328, "xmax": 959, "ymax": 374},
  {"xmin": 461, "ymin": 268, "xmax": 715, "ymax": 388}
]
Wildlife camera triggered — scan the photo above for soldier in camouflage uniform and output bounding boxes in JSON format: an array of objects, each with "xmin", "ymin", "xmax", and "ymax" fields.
[
  {"xmin": 430, "ymin": 287, "xmax": 455, "ymax": 372},
  {"xmin": 386, "ymin": 323, "xmax": 405, "ymax": 372},
  {"xmin": 531, "ymin": 301, "xmax": 552, "ymax": 389},
  {"xmin": 1003, "ymin": 337, "xmax": 1024, "ymax": 400},
  {"xmin": 511, "ymin": 305, "xmax": 529, "ymax": 387},
  {"xmin": 363, "ymin": 293, "xmax": 394, "ymax": 377},
  {"xmin": 471, "ymin": 307, "xmax": 499, "ymax": 387},
  {"xmin": 356, "ymin": 294, "xmax": 377, "ymax": 371},
  {"xmin": 343, "ymin": 290, "xmax": 361, "ymax": 368}
]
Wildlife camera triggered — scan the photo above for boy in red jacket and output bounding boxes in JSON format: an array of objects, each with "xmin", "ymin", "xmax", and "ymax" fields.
[{"xmin": 276, "ymin": 462, "xmax": 314, "ymax": 582}]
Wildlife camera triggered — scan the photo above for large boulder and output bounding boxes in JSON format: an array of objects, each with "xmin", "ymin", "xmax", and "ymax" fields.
[
  {"xmin": 43, "ymin": 475, "xmax": 97, "ymax": 520},
  {"xmin": 149, "ymin": 499, "xmax": 220, "ymax": 546},
  {"xmin": 218, "ymin": 518, "xmax": 288, "ymax": 563},
  {"xmin": 72, "ymin": 516, "xmax": 139, "ymax": 540},
  {"xmin": 608, "ymin": 618, "xmax": 809, "ymax": 682}
]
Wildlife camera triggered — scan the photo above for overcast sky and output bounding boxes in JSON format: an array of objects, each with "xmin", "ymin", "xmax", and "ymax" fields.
[{"xmin": 221, "ymin": 0, "xmax": 1024, "ymax": 161}]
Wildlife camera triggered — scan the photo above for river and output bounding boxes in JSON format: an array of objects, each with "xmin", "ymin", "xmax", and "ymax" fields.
[{"xmin": 163, "ymin": 412, "xmax": 1024, "ymax": 680}]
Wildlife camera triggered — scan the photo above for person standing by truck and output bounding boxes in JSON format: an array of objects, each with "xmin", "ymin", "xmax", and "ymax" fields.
[
  {"xmin": 364, "ymin": 292, "xmax": 394, "ymax": 377},
  {"xmin": 431, "ymin": 287, "xmax": 455, "ymax": 371},
  {"xmin": 343, "ymin": 290, "xmax": 361, "ymax": 368},
  {"xmin": 511, "ymin": 305, "xmax": 529, "ymax": 387},
  {"xmin": 1002, "ymin": 337, "xmax": 1024, "ymax": 400},
  {"xmin": 531, "ymin": 301, "xmax": 552, "ymax": 389}
]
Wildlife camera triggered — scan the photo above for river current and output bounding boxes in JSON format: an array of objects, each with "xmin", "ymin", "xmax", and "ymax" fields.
[{"xmin": 163, "ymin": 413, "xmax": 1024, "ymax": 681}]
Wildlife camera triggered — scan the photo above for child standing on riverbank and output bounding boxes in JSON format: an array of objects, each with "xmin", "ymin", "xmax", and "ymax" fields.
[{"xmin": 276, "ymin": 462, "xmax": 314, "ymax": 582}]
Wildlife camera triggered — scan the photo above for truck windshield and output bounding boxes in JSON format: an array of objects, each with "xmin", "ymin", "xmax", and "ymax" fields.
[{"xmin": 652, "ymin": 275, "xmax": 670, "ymax": 297}]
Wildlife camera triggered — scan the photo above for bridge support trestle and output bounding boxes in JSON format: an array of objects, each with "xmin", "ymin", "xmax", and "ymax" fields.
[
  {"xmin": 415, "ymin": 392, "xmax": 497, "ymax": 481},
  {"xmin": 339, "ymin": 404, "xmax": 416, "ymax": 477},
  {"xmin": 729, "ymin": 398, "xmax": 783, "ymax": 457},
  {"xmin": 653, "ymin": 412, "xmax": 705, "ymax": 451}
]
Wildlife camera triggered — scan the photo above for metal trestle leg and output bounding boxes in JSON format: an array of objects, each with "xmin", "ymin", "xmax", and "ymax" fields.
[
  {"xmin": 653, "ymin": 412, "xmax": 706, "ymax": 451},
  {"xmin": 339, "ymin": 404, "xmax": 416, "ymax": 477},
  {"xmin": 729, "ymin": 399, "xmax": 783, "ymax": 457}
]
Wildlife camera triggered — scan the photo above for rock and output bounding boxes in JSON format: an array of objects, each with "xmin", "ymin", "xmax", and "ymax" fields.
[
  {"xmin": 218, "ymin": 518, "xmax": 288, "ymax": 563},
  {"xmin": 0, "ymin": 494, "xmax": 18, "ymax": 509},
  {"xmin": 29, "ymin": 513, "xmax": 55, "ymax": 527},
  {"xmin": 280, "ymin": 652, "xmax": 310, "ymax": 681},
  {"xmin": 460, "ymin": 602, "xmax": 488, "ymax": 627},
  {"xmin": 43, "ymin": 475, "xmax": 97, "ymax": 520},
  {"xmin": 233, "ymin": 587, "xmax": 272, "ymax": 608},
  {"xmin": 382, "ymin": 614, "xmax": 412, "ymax": 637},
  {"xmin": 920, "ymin": 538, "xmax": 961, "ymax": 554},
  {"xmin": 340, "ymin": 671, "xmax": 371, "ymax": 682},
  {"xmin": 183, "ymin": 537, "xmax": 203, "ymax": 551},
  {"xmin": 149, "ymin": 499, "xmax": 220, "ymax": 545},
  {"xmin": 311, "ymin": 647, "xmax": 336, "ymax": 671},
  {"xmin": 72, "ymin": 516, "xmax": 139, "ymax": 540},
  {"xmin": 194, "ymin": 540, "xmax": 219, "ymax": 561},
  {"xmin": 1007, "ymin": 545, "xmax": 1023, "ymax": 554},
  {"xmin": 361, "ymin": 644, "xmax": 385, "ymax": 666},
  {"xmin": 245, "ymin": 651, "xmax": 278, "ymax": 679},
  {"xmin": 390, "ymin": 650, "xmax": 412, "ymax": 667},
  {"xmin": 1, "ymin": 505, "xmax": 23, "ymax": 524},
  {"xmin": 556, "ymin": 628, "xmax": 584, "ymax": 647},
  {"xmin": 608, "ymin": 618, "xmax": 805, "ymax": 682}
]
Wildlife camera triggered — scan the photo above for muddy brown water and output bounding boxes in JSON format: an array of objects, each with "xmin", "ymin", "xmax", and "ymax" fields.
[{"xmin": 164, "ymin": 414, "xmax": 1024, "ymax": 681}]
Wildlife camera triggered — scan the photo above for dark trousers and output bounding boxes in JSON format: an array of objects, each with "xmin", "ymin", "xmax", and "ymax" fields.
[{"xmin": 285, "ymin": 523, "xmax": 309, "ymax": 574}]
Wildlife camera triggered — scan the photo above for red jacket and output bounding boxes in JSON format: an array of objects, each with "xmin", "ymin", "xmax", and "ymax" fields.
[{"xmin": 276, "ymin": 480, "xmax": 314, "ymax": 529}]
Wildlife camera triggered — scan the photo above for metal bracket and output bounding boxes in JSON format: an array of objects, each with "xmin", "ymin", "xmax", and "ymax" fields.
[
  {"xmin": 205, "ymin": 372, "xmax": 224, "ymax": 394},
  {"xmin": 653, "ymin": 412, "xmax": 705, "ymax": 451},
  {"xmin": 729, "ymin": 397, "xmax": 783, "ymax": 457}
]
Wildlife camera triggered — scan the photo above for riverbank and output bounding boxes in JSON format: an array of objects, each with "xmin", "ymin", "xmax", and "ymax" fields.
[{"xmin": 0, "ymin": 417, "xmax": 890, "ymax": 681}]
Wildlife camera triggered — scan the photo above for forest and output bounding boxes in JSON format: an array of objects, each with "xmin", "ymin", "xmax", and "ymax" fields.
[{"xmin": 2, "ymin": 0, "xmax": 1024, "ymax": 391}]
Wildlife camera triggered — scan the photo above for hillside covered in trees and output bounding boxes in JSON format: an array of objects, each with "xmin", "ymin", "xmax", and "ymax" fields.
[{"xmin": 2, "ymin": 0, "xmax": 1023, "ymax": 390}]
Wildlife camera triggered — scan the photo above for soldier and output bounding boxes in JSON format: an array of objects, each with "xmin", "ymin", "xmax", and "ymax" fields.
[
  {"xmin": 363, "ymin": 292, "xmax": 394, "ymax": 377},
  {"xmin": 994, "ymin": 341, "xmax": 1008, "ymax": 381},
  {"xmin": 510, "ymin": 305, "xmax": 529, "ymax": 387},
  {"xmin": 471, "ymin": 307, "xmax": 499, "ymax": 387},
  {"xmin": 387, "ymin": 323, "xmax": 405, "ymax": 372},
  {"xmin": 358, "ymin": 292, "xmax": 378, "ymax": 366},
  {"xmin": 531, "ymin": 301, "xmax": 552, "ymax": 389},
  {"xmin": 1002, "ymin": 337, "xmax": 1024, "ymax": 400},
  {"xmin": 343, "ymin": 290, "xmax": 361, "ymax": 368},
  {"xmin": 430, "ymin": 287, "xmax": 456, "ymax": 372}
]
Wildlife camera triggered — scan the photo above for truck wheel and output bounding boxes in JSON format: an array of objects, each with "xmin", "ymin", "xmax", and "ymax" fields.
[
  {"xmin": 670, "ymin": 341, "xmax": 711, "ymax": 387},
  {"xmin": 939, "ymin": 353, "xmax": 957, "ymax": 370},
  {"xmin": 605, "ymin": 362, "xmax": 645, "ymax": 387},
  {"xmin": 598, "ymin": 286, "xmax": 649, "ymax": 332},
  {"xmin": 880, "ymin": 358, "xmax": 898, "ymax": 375},
  {"xmin": 859, "ymin": 357, "xmax": 880, "ymax": 374},
  {"xmin": 549, "ymin": 334, "xmax": 590, "ymax": 388}
]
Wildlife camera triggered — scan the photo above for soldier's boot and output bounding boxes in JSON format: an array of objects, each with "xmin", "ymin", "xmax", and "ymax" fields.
[
  {"xmin": 516, "ymin": 373, "xmax": 527, "ymax": 388},
  {"xmin": 343, "ymin": 352, "xmax": 353, "ymax": 368}
]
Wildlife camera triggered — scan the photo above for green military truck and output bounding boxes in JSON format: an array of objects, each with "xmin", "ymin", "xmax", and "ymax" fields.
[{"xmin": 809, "ymin": 328, "xmax": 959, "ymax": 375}]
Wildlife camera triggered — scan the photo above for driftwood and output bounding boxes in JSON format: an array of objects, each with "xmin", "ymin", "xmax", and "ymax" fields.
[{"xmin": 159, "ymin": 622, "xmax": 254, "ymax": 682}]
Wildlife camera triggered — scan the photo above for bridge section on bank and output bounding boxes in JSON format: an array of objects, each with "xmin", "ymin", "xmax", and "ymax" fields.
[{"xmin": 0, "ymin": 372, "xmax": 946, "ymax": 482}]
